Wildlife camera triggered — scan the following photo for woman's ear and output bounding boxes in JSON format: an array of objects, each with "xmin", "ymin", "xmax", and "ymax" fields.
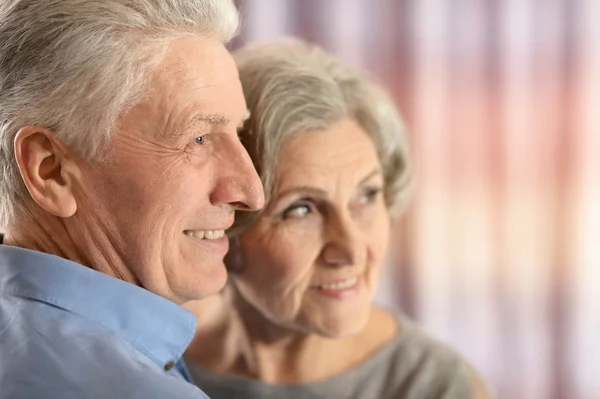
[
  {"xmin": 224, "ymin": 235, "xmax": 245, "ymax": 273},
  {"xmin": 13, "ymin": 126, "xmax": 78, "ymax": 218}
]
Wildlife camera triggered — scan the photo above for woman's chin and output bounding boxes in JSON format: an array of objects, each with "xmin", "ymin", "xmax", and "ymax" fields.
[{"xmin": 312, "ymin": 314, "xmax": 370, "ymax": 339}]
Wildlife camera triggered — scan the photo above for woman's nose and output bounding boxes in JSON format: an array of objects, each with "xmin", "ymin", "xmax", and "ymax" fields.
[{"xmin": 321, "ymin": 215, "xmax": 365, "ymax": 267}]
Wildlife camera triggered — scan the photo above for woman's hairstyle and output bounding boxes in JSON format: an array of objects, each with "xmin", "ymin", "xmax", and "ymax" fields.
[
  {"xmin": 230, "ymin": 38, "xmax": 413, "ymax": 235},
  {"xmin": 0, "ymin": 0, "xmax": 239, "ymax": 225}
]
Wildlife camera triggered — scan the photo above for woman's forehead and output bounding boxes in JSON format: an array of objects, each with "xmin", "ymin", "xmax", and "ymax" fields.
[{"xmin": 274, "ymin": 157, "xmax": 381, "ymax": 201}]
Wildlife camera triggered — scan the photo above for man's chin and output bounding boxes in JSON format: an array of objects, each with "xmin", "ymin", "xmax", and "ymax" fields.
[{"xmin": 176, "ymin": 261, "xmax": 229, "ymax": 302}]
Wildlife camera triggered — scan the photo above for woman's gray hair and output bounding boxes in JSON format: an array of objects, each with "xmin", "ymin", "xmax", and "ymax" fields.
[
  {"xmin": 231, "ymin": 38, "xmax": 413, "ymax": 235},
  {"xmin": 0, "ymin": 0, "xmax": 239, "ymax": 226}
]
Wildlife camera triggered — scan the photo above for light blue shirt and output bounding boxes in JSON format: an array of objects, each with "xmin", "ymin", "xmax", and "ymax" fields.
[{"xmin": 0, "ymin": 245, "xmax": 210, "ymax": 399}]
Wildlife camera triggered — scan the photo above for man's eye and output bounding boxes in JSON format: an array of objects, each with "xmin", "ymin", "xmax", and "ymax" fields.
[{"xmin": 194, "ymin": 136, "xmax": 206, "ymax": 145}]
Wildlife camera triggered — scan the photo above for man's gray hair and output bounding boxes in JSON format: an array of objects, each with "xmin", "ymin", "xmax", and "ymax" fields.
[
  {"xmin": 230, "ymin": 38, "xmax": 413, "ymax": 236},
  {"xmin": 0, "ymin": 0, "xmax": 239, "ymax": 226}
]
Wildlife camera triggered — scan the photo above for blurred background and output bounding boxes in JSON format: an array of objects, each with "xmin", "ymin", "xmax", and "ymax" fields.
[{"xmin": 231, "ymin": 1, "xmax": 600, "ymax": 398}]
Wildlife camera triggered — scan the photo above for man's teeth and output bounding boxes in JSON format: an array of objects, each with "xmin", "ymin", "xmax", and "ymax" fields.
[
  {"xmin": 184, "ymin": 230, "xmax": 225, "ymax": 240},
  {"xmin": 318, "ymin": 277, "xmax": 358, "ymax": 290}
]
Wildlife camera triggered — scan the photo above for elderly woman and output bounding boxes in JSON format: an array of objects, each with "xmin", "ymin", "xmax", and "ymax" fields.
[{"xmin": 185, "ymin": 38, "xmax": 490, "ymax": 399}]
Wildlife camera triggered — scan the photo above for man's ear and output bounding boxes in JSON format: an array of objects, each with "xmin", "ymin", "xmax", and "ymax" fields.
[{"xmin": 13, "ymin": 126, "xmax": 78, "ymax": 218}]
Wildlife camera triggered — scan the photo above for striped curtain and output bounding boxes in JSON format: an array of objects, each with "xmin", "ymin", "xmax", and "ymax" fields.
[{"xmin": 232, "ymin": 1, "xmax": 600, "ymax": 398}]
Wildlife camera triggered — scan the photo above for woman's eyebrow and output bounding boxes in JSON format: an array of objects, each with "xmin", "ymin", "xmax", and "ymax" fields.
[
  {"xmin": 276, "ymin": 186, "xmax": 328, "ymax": 199},
  {"xmin": 275, "ymin": 171, "xmax": 383, "ymax": 200},
  {"xmin": 359, "ymin": 169, "xmax": 383, "ymax": 185}
]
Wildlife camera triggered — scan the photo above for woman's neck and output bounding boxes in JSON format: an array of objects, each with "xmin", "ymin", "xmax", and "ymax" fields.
[{"xmin": 185, "ymin": 286, "xmax": 399, "ymax": 384}]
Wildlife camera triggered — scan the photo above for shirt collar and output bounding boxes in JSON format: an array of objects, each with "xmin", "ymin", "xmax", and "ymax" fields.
[{"xmin": 0, "ymin": 245, "xmax": 197, "ymax": 369}]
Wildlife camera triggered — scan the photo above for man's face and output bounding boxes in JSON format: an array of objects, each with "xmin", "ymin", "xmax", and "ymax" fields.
[{"xmin": 69, "ymin": 36, "xmax": 264, "ymax": 303}]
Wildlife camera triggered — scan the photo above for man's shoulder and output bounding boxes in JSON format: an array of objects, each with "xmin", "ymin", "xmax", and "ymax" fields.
[
  {"xmin": 0, "ymin": 295, "xmax": 208, "ymax": 399},
  {"xmin": 0, "ymin": 358, "xmax": 208, "ymax": 399}
]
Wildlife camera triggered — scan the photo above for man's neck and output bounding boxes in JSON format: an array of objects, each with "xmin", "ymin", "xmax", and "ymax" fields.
[
  {"xmin": 4, "ymin": 211, "xmax": 138, "ymax": 284},
  {"xmin": 5, "ymin": 213, "xmax": 80, "ymax": 259}
]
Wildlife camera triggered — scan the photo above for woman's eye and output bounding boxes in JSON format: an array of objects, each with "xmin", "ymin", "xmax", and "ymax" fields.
[
  {"xmin": 360, "ymin": 188, "xmax": 382, "ymax": 204},
  {"xmin": 283, "ymin": 204, "xmax": 311, "ymax": 219},
  {"xmin": 194, "ymin": 135, "xmax": 206, "ymax": 145}
]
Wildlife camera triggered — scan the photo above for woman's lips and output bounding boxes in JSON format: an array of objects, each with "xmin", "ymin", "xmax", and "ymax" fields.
[{"xmin": 311, "ymin": 276, "xmax": 361, "ymax": 299}]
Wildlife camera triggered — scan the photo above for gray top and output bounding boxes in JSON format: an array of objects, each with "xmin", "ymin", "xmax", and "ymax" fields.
[{"xmin": 187, "ymin": 313, "xmax": 473, "ymax": 399}]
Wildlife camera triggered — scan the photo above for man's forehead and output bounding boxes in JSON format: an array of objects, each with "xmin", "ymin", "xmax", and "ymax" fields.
[
  {"xmin": 157, "ymin": 37, "xmax": 237, "ymax": 84},
  {"xmin": 137, "ymin": 37, "xmax": 246, "ymax": 138}
]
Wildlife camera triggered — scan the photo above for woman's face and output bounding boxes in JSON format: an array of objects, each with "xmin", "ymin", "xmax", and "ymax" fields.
[{"xmin": 232, "ymin": 117, "xmax": 390, "ymax": 338}]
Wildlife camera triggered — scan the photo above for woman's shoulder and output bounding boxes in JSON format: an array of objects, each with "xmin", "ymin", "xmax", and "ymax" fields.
[
  {"xmin": 186, "ymin": 307, "xmax": 489, "ymax": 399},
  {"xmin": 372, "ymin": 310, "xmax": 485, "ymax": 398},
  {"xmin": 388, "ymin": 311, "xmax": 466, "ymax": 364}
]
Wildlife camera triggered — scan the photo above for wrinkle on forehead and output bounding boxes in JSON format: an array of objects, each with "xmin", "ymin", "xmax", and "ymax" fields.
[
  {"xmin": 275, "ymin": 118, "xmax": 382, "ymax": 194},
  {"xmin": 127, "ymin": 37, "xmax": 243, "ymax": 140}
]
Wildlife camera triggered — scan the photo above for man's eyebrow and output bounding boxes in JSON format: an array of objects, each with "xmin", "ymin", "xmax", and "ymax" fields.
[
  {"xmin": 171, "ymin": 113, "xmax": 230, "ymax": 138},
  {"xmin": 171, "ymin": 111, "xmax": 250, "ymax": 139},
  {"xmin": 193, "ymin": 113, "xmax": 230, "ymax": 126},
  {"xmin": 187, "ymin": 111, "xmax": 251, "ymax": 129}
]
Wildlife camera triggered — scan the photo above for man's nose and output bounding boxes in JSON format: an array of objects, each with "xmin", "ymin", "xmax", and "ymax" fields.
[{"xmin": 209, "ymin": 136, "xmax": 265, "ymax": 211}]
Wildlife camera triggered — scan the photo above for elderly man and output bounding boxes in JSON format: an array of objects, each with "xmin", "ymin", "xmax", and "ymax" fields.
[{"xmin": 0, "ymin": 1, "xmax": 264, "ymax": 398}]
